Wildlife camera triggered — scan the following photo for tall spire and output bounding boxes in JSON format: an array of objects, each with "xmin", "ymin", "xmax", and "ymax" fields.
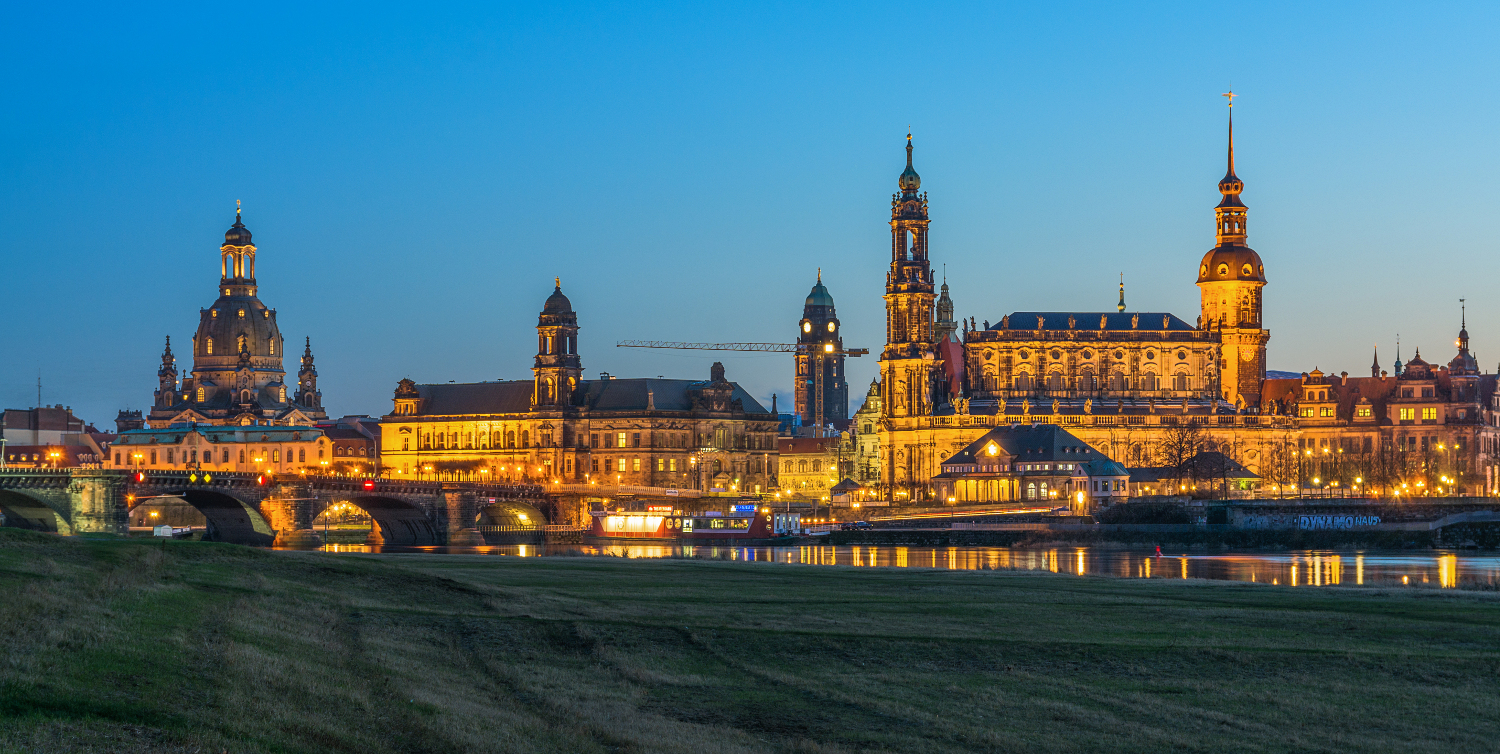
[
  {"xmin": 1215, "ymin": 92, "xmax": 1247, "ymax": 245},
  {"xmin": 899, "ymin": 131, "xmax": 921, "ymax": 194},
  {"xmin": 1117, "ymin": 273, "xmax": 1126, "ymax": 313},
  {"xmin": 1371, "ymin": 344, "xmax": 1380, "ymax": 378}
]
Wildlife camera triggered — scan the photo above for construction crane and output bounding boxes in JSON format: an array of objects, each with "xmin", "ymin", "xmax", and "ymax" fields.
[{"xmin": 615, "ymin": 340, "xmax": 870, "ymax": 434}]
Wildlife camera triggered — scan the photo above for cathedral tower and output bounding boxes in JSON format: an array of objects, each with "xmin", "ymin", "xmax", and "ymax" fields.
[
  {"xmin": 795, "ymin": 271, "xmax": 848, "ymax": 428},
  {"xmin": 880, "ymin": 133, "xmax": 939, "ymax": 419},
  {"xmin": 296, "ymin": 337, "xmax": 322, "ymax": 409},
  {"xmin": 1196, "ymin": 96, "xmax": 1269, "ymax": 409},
  {"xmin": 533, "ymin": 279, "xmax": 582, "ymax": 409}
]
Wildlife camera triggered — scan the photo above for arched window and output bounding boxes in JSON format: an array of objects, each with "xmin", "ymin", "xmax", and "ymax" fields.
[
  {"xmin": 1109, "ymin": 370, "xmax": 1125, "ymax": 392},
  {"xmin": 268, "ymin": 339, "xmax": 276, "ymax": 356},
  {"xmin": 1026, "ymin": 482, "xmax": 1037, "ymax": 500},
  {"xmin": 1142, "ymin": 372, "xmax": 1158, "ymax": 392},
  {"xmin": 506, "ymin": 431, "xmax": 515, "ymax": 448},
  {"xmin": 521, "ymin": 430, "xmax": 529, "ymax": 448},
  {"xmin": 1014, "ymin": 372, "xmax": 1032, "ymax": 391},
  {"xmin": 237, "ymin": 334, "xmax": 248, "ymax": 353},
  {"xmin": 205, "ymin": 338, "xmax": 214, "ymax": 355},
  {"xmin": 1174, "ymin": 372, "xmax": 1189, "ymax": 391},
  {"xmin": 1079, "ymin": 369, "xmax": 1097, "ymax": 392},
  {"xmin": 1046, "ymin": 371, "xmax": 1064, "ymax": 392}
]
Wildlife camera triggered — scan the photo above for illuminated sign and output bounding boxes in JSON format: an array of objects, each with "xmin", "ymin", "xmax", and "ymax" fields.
[
  {"xmin": 646, "ymin": 505, "xmax": 672, "ymax": 512},
  {"xmin": 731, "ymin": 504, "xmax": 758, "ymax": 514}
]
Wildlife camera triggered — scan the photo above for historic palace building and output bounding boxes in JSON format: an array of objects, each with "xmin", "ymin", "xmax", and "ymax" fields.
[
  {"xmin": 875, "ymin": 108, "xmax": 1500, "ymax": 500},
  {"xmin": 379, "ymin": 281, "xmax": 780, "ymax": 492},
  {"xmin": 145, "ymin": 206, "xmax": 328, "ymax": 428},
  {"xmin": 794, "ymin": 272, "xmax": 849, "ymax": 429}
]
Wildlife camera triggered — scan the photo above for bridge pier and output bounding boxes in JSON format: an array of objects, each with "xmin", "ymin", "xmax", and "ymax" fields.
[
  {"xmin": 67, "ymin": 471, "xmax": 129, "ymax": 535},
  {"xmin": 263, "ymin": 483, "xmax": 322, "ymax": 549},
  {"xmin": 442, "ymin": 485, "xmax": 485, "ymax": 547}
]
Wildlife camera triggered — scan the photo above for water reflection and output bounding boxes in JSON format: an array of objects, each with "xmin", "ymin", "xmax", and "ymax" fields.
[{"xmin": 307, "ymin": 543, "xmax": 1500, "ymax": 590}]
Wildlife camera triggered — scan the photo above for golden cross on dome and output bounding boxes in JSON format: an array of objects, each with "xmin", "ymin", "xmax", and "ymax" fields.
[
  {"xmin": 235, "ymin": 199, "xmax": 241, "ymax": 217},
  {"xmin": 1222, "ymin": 91, "xmax": 1236, "ymax": 107}
]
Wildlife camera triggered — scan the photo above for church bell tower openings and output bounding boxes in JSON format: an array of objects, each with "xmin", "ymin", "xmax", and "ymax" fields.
[
  {"xmin": 1196, "ymin": 93, "xmax": 1269, "ymax": 409},
  {"xmin": 533, "ymin": 278, "xmax": 582, "ymax": 409},
  {"xmin": 880, "ymin": 132, "xmax": 939, "ymax": 420}
]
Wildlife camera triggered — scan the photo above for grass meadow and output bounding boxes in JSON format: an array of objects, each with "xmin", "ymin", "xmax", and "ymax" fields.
[{"xmin": 1, "ymin": 529, "xmax": 1498, "ymax": 753}]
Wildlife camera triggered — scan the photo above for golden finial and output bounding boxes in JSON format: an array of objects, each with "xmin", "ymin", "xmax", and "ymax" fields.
[
  {"xmin": 235, "ymin": 199, "xmax": 241, "ymax": 218},
  {"xmin": 554, "ymin": 276, "xmax": 561, "ymax": 289},
  {"xmin": 1222, "ymin": 90, "xmax": 1236, "ymax": 107},
  {"xmin": 817, "ymin": 267, "xmax": 821, "ymax": 283}
]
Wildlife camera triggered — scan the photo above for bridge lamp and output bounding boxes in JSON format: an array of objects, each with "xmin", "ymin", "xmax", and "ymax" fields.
[
  {"xmin": 1356, "ymin": 477, "xmax": 1363, "ymax": 484},
  {"xmin": 1313, "ymin": 477, "xmax": 1320, "ymax": 484}
]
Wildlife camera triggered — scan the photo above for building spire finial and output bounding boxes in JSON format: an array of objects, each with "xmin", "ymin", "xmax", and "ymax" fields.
[
  {"xmin": 817, "ymin": 267, "xmax": 821, "ymax": 284},
  {"xmin": 1461, "ymin": 298, "xmax": 1467, "ymax": 329},
  {"xmin": 1222, "ymin": 91, "xmax": 1236, "ymax": 177},
  {"xmin": 554, "ymin": 276, "xmax": 561, "ymax": 290},
  {"xmin": 1117, "ymin": 273, "xmax": 1126, "ymax": 313}
]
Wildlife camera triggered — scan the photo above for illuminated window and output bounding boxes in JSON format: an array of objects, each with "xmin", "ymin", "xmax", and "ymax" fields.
[
  {"xmin": 633, "ymin": 458, "xmax": 641, "ymax": 472},
  {"xmin": 617, "ymin": 432, "xmax": 627, "ymax": 448},
  {"xmin": 617, "ymin": 458, "xmax": 626, "ymax": 472},
  {"xmin": 205, "ymin": 338, "xmax": 214, "ymax": 355},
  {"xmin": 669, "ymin": 458, "xmax": 677, "ymax": 472},
  {"xmin": 1422, "ymin": 408, "xmax": 1437, "ymax": 421},
  {"xmin": 657, "ymin": 458, "xmax": 665, "ymax": 471},
  {"xmin": 1399, "ymin": 408, "xmax": 1415, "ymax": 421},
  {"xmin": 269, "ymin": 339, "xmax": 275, "ymax": 356},
  {"xmin": 196, "ymin": 387, "xmax": 205, "ymax": 402},
  {"xmin": 1356, "ymin": 407, "xmax": 1372, "ymax": 417},
  {"xmin": 1320, "ymin": 407, "xmax": 1334, "ymax": 417},
  {"xmin": 272, "ymin": 450, "xmax": 280, "ymax": 463}
]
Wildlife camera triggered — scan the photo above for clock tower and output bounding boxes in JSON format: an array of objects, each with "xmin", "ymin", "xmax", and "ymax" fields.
[
  {"xmin": 1197, "ymin": 96, "xmax": 1269, "ymax": 409},
  {"xmin": 880, "ymin": 133, "xmax": 939, "ymax": 420}
]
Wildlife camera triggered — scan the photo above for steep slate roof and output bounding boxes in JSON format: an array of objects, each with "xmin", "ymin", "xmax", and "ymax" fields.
[
  {"xmin": 411, "ymin": 378, "xmax": 770, "ymax": 417},
  {"xmin": 989, "ymin": 312, "xmax": 1197, "ymax": 332}
]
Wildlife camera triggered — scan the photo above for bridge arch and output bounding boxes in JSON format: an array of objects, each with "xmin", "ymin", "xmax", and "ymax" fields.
[
  {"xmin": 142, "ymin": 489, "xmax": 275, "ymax": 546},
  {"xmin": 323, "ymin": 495, "xmax": 439, "ymax": 546},
  {"xmin": 0, "ymin": 488, "xmax": 71, "ymax": 534},
  {"xmin": 477, "ymin": 499, "xmax": 547, "ymax": 527}
]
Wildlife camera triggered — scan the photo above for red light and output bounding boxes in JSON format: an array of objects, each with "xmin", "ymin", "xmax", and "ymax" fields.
[{"xmin": 362, "ymin": 480, "xmax": 375, "ymax": 490}]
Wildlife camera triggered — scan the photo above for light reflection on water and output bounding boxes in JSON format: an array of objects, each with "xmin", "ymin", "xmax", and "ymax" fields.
[{"xmin": 310, "ymin": 543, "xmax": 1500, "ymax": 589}]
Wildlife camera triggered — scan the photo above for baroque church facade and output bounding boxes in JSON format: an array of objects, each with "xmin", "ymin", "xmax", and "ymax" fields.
[
  {"xmin": 874, "ymin": 112, "xmax": 1500, "ymax": 500},
  {"xmin": 379, "ymin": 282, "xmax": 780, "ymax": 493},
  {"xmin": 146, "ymin": 207, "xmax": 328, "ymax": 428}
]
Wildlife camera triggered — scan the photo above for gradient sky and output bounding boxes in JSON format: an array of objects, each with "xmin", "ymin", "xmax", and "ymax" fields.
[{"xmin": 4, "ymin": 2, "xmax": 1499, "ymax": 428}]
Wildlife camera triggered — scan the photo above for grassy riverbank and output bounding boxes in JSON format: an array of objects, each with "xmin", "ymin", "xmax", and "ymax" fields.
[{"xmin": 2, "ymin": 530, "xmax": 1498, "ymax": 753}]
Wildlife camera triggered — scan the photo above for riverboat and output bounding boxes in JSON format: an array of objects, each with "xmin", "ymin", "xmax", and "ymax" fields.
[{"xmin": 587, "ymin": 505, "xmax": 798, "ymax": 543}]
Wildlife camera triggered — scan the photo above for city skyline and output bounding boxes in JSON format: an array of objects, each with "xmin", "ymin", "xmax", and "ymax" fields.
[{"xmin": 4, "ymin": 3, "xmax": 1499, "ymax": 426}]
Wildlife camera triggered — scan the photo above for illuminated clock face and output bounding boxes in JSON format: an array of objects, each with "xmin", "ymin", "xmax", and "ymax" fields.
[
  {"xmin": 827, "ymin": 322, "xmax": 836, "ymax": 332},
  {"xmin": 802, "ymin": 322, "xmax": 811, "ymax": 333}
]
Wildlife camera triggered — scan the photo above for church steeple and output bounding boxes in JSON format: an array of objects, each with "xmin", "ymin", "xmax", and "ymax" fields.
[
  {"xmin": 881, "ymin": 131, "xmax": 939, "ymax": 420},
  {"xmin": 1117, "ymin": 274, "xmax": 1126, "ymax": 313},
  {"xmin": 296, "ymin": 337, "xmax": 321, "ymax": 408},
  {"xmin": 155, "ymin": 336, "xmax": 178, "ymax": 407},
  {"xmin": 1371, "ymin": 344, "xmax": 1380, "ymax": 378}
]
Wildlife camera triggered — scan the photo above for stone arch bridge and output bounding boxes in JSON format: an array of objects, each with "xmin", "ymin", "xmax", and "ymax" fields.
[{"xmin": 0, "ymin": 469, "xmax": 549, "ymax": 547}]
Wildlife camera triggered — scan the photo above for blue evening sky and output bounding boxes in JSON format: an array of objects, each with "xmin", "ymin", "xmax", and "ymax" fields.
[{"xmin": 3, "ymin": 2, "xmax": 1498, "ymax": 426}]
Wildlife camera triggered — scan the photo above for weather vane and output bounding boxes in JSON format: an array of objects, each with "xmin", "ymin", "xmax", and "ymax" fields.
[{"xmin": 1222, "ymin": 91, "xmax": 1236, "ymax": 107}]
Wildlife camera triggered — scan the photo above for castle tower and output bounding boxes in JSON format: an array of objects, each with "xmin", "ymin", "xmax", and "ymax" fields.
[
  {"xmin": 1196, "ymin": 95, "xmax": 1269, "ymax": 409},
  {"xmin": 795, "ymin": 270, "xmax": 848, "ymax": 428},
  {"xmin": 533, "ymin": 278, "xmax": 581, "ymax": 409},
  {"xmin": 880, "ymin": 133, "xmax": 939, "ymax": 419},
  {"xmin": 296, "ymin": 337, "xmax": 322, "ymax": 409}
]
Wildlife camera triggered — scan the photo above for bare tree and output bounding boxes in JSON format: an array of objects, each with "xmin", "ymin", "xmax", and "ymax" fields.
[{"xmin": 1158, "ymin": 422, "xmax": 1203, "ymax": 492}]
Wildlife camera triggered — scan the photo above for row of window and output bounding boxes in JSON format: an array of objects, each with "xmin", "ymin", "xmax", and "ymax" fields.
[
  {"xmin": 409, "ymin": 428, "xmax": 770, "ymax": 452},
  {"xmin": 114, "ymin": 446, "xmax": 323, "ymax": 465},
  {"xmin": 982, "ymin": 372, "xmax": 1194, "ymax": 392}
]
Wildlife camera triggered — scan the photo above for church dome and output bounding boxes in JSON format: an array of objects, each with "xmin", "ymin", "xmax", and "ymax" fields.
[
  {"xmin": 1197, "ymin": 244, "xmax": 1265, "ymax": 284},
  {"xmin": 542, "ymin": 281, "xmax": 573, "ymax": 314},
  {"xmin": 224, "ymin": 215, "xmax": 252, "ymax": 246},
  {"xmin": 194, "ymin": 294, "xmax": 284, "ymax": 365}
]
